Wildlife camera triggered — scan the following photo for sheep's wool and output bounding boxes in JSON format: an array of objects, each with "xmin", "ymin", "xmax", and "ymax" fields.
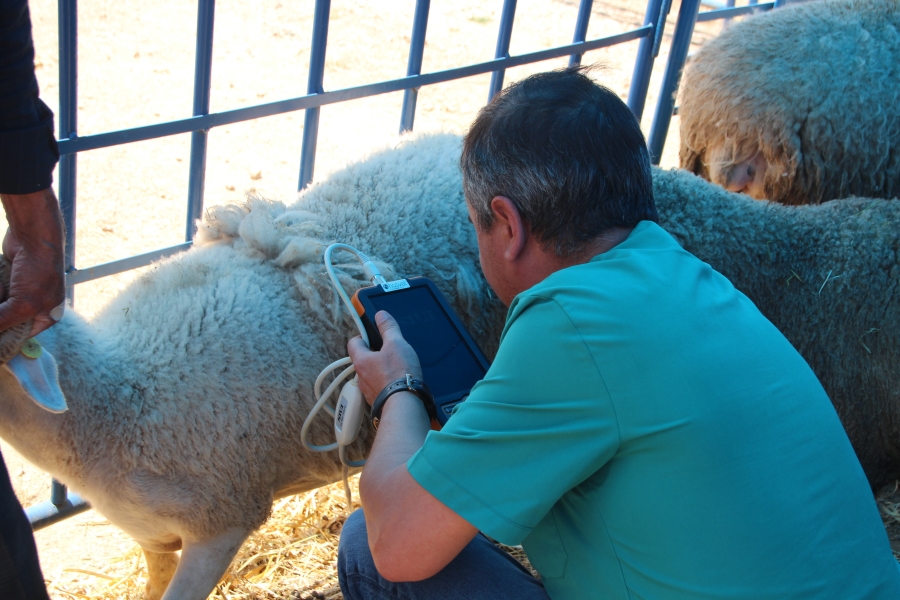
[
  {"xmin": 10, "ymin": 134, "xmax": 504, "ymax": 540},
  {"xmin": 653, "ymin": 167, "xmax": 900, "ymax": 489},
  {"xmin": 678, "ymin": 0, "xmax": 900, "ymax": 204},
  {"xmin": 4, "ymin": 133, "xmax": 897, "ymax": 560}
]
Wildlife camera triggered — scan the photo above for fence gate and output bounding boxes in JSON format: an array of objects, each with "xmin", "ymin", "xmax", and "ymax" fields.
[{"xmin": 26, "ymin": 0, "xmax": 781, "ymax": 529}]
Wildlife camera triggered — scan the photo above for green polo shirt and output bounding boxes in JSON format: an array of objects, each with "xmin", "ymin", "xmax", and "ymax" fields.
[{"xmin": 408, "ymin": 221, "xmax": 900, "ymax": 599}]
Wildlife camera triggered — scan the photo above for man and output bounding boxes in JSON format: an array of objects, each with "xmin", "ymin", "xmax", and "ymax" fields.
[
  {"xmin": 0, "ymin": 1, "xmax": 66, "ymax": 598},
  {"xmin": 339, "ymin": 67, "xmax": 900, "ymax": 599}
]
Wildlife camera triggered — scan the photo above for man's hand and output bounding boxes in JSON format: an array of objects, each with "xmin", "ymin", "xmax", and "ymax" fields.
[
  {"xmin": 347, "ymin": 310, "xmax": 423, "ymax": 405},
  {"xmin": 350, "ymin": 310, "xmax": 478, "ymax": 582},
  {"xmin": 0, "ymin": 188, "xmax": 65, "ymax": 337}
]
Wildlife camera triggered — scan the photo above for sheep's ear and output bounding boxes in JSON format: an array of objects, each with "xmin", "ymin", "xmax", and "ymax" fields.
[{"xmin": 5, "ymin": 351, "xmax": 68, "ymax": 413}]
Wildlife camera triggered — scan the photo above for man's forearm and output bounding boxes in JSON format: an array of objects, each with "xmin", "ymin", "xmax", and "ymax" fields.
[
  {"xmin": 359, "ymin": 392, "xmax": 431, "ymax": 538},
  {"xmin": 348, "ymin": 311, "xmax": 479, "ymax": 581},
  {"xmin": 358, "ymin": 393, "xmax": 478, "ymax": 582}
]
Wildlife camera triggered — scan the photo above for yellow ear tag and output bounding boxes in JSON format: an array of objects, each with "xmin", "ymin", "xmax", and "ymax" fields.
[{"xmin": 21, "ymin": 338, "xmax": 43, "ymax": 359}]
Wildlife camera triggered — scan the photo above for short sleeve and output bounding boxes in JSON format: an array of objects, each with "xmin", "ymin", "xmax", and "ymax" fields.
[
  {"xmin": 407, "ymin": 295, "xmax": 620, "ymax": 544},
  {"xmin": 0, "ymin": 1, "xmax": 59, "ymax": 194}
]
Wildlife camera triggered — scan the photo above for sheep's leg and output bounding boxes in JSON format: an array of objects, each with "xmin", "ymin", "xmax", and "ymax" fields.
[
  {"xmin": 159, "ymin": 527, "xmax": 249, "ymax": 600},
  {"xmin": 143, "ymin": 549, "xmax": 179, "ymax": 600}
]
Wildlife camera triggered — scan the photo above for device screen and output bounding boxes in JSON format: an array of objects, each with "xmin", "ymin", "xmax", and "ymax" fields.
[{"xmin": 366, "ymin": 285, "xmax": 487, "ymax": 402}]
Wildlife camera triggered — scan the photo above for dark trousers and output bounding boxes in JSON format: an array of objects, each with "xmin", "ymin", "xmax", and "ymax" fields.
[
  {"xmin": 338, "ymin": 509, "xmax": 550, "ymax": 600},
  {"xmin": 0, "ymin": 448, "xmax": 49, "ymax": 600}
]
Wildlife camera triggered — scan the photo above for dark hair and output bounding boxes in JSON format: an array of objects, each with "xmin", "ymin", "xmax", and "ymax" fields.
[{"xmin": 460, "ymin": 66, "xmax": 657, "ymax": 256}]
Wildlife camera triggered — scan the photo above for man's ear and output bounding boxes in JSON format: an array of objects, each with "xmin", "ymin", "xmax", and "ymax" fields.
[{"xmin": 489, "ymin": 196, "xmax": 527, "ymax": 262}]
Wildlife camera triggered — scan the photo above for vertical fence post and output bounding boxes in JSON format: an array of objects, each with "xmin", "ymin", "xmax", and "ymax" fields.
[
  {"xmin": 487, "ymin": 0, "xmax": 517, "ymax": 102},
  {"xmin": 185, "ymin": 0, "xmax": 216, "ymax": 242},
  {"xmin": 723, "ymin": 0, "xmax": 736, "ymax": 27},
  {"xmin": 646, "ymin": 0, "xmax": 701, "ymax": 164},
  {"xmin": 54, "ymin": 0, "xmax": 78, "ymax": 513},
  {"xmin": 298, "ymin": 0, "xmax": 331, "ymax": 190},
  {"xmin": 399, "ymin": 0, "xmax": 431, "ymax": 134},
  {"xmin": 626, "ymin": 0, "xmax": 666, "ymax": 120},
  {"xmin": 58, "ymin": 0, "xmax": 77, "ymax": 299},
  {"xmin": 50, "ymin": 480, "xmax": 67, "ymax": 506},
  {"xmin": 568, "ymin": 0, "xmax": 594, "ymax": 67}
]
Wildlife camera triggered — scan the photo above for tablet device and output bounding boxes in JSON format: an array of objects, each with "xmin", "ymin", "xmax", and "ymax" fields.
[{"xmin": 351, "ymin": 277, "xmax": 491, "ymax": 425}]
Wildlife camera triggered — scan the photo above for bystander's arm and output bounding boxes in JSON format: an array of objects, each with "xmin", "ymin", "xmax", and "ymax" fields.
[
  {"xmin": 1, "ymin": 0, "xmax": 66, "ymax": 337},
  {"xmin": 0, "ymin": 188, "xmax": 65, "ymax": 336},
  {"xmin": 348, "ymin": 311, "xmax": 478, "ymax": 582},
  {"xmin": 0, "ymin": 2, "xmax": 66, "ymax": 598}
]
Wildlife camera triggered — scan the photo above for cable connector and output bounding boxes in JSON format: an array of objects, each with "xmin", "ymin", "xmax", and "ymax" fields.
[{"xmin": 356, "ymin": 251, "xmax": 387, "ymax": 286}]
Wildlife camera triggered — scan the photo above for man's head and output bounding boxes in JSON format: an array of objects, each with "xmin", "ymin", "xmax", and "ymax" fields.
[{"xmin": 460, "ymin": 66, "xmax": 657, "ymax": 258}]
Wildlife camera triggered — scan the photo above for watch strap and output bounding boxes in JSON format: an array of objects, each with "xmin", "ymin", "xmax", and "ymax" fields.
[{"xmin": 371, "ymin": 374, "xmax": 436, "ymax": 430}]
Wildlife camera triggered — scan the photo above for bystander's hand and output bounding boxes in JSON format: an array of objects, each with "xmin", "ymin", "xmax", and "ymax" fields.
[
  {"xmin": 347, "ymin": 310, "xmax": 423, "ymax": 405},
  {"xmin": 0, "ymin": 188, "xmax": 65, "ymax": 337}
]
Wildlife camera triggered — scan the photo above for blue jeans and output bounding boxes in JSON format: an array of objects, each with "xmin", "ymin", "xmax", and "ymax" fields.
[{"xmin": 338, "ymin": 509, "xmax": 550, "ymax": 600}]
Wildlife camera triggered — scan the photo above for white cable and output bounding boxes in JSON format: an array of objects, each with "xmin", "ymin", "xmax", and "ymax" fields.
[
  {"xmin": 324, "ymin": 243, "xmax": 388, "ymax": 349},
  {"xmin": 301, "ymin": 362, "xmax": 356, "ymax": 452},
  {"xmin": 341, "ymin": 462, "xmax": 352, "ymax": 507},
  {"xmin": 314, "ymin": 356, "xmax": 353, "ymax": 418},
  {"xmin": 339, "ymin": 443, "xmax": 367, "ymax": 469},
  {"xmin": 338, "ymin": 446, "xmax": 365, "ymax": 507},
  {"xmin": 301, "ymin": 243, "xmax": 389, "ymax": 505}
]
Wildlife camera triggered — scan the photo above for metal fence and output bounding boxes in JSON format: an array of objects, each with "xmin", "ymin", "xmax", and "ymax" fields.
[
  {"xmin": 646, "ymin": 0, "xmax": 784, "ymax": 162},
  {"xmin": 27, "ymin": 0, "xmax": 782, "ymax": 529}
]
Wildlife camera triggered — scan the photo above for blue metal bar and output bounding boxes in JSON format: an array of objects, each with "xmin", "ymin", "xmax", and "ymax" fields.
[
  {"xmin": 399, "ymin": 0, "xmax": 431, "ymax": 133},
  {"xmin": 66, "ymin": 242, "xmax": 193, "ymax": 286},
  {"xmin": 58, "ymin": 0, "xmax": 77, "ymax": 294},
  {"xmin": 697, "ymin": 1, "xmax": 773, "ymax": 22},
  {"xmin": 647, "ymin": 0, "xmax": 702, "ymax": 164},
  {"xmin": 652, "ymin": 0, "xmax": 674, "ymax": 56},
  {"xmin": 568, "ymin": 0, "xmax": 594, "ymax": 67},
  {"xmin": 723, "ymin": 0, "xmax": 736, "ymax": 26},
  {"xmin": 50, "ymin": 0, "xmax": 79, "ymax": 520},
  {"xmin": 773, "ymin": 0, "xmax": 787, "ymax": 8},
  {"xmin": 27, "ymin": 491, "xmax": 90, "ymax": 531},
  {"xmin": 487, "ymin": 0, "xmax": 518, "ymax": 102},
  {"xmin": 58, "ymin": 25, "xmax": 651, "ymax": 157},
  {"xmin": 298, "ymin": 0, "xmax": 331, "ymax": 190},
  {"xmin": 626, "ymin": 0, "xmax": 665, "ymax": 119},
  {"xmin": 50, "ymin": 479, "xmax": 67, "ymax": 505},
  {"xmin": 185, "ymin": 0, "xmax": 216, "ymax": 242}
]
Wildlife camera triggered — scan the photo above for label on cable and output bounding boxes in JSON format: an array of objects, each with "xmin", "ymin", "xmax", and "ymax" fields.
[{"xmin": 381, "ymin": 279, "xmax": 410, "ymax": 293}]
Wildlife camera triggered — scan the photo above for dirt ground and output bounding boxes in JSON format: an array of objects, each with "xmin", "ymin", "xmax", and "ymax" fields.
[{"xmin": 4, "ymin": 0, "xmax": 896, "ymax": 598}]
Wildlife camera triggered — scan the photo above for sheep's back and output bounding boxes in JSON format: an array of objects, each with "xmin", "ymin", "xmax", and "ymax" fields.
[
  {"xmin": 196, "ymin": 133, "xmax": 505, "ymax": 358},
  {"xmin": 654, "ymin": 167, "xmax": 900, "ymax": 487},
  {"xmin": 59, "ymin": 243, "xmax": 366, "ymax": 538}
]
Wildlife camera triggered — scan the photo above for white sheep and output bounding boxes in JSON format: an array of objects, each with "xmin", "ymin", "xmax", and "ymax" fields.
[
  {"xmin": 677, "ymin": 0, "xmax": 900, "ymax": 204},
  {"xmin": 0, "ymin": 133, "xmax": 503, "ymax": 600},
  {"xmin": 1, "ymin": 133, "xmax": 896, "ymax": 600},
  {"xmin": 205, "ymin": 133, "xmax": 900, "ymax": 491}
]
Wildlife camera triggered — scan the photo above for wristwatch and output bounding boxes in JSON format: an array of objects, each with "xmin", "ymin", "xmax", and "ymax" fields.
[{"xmin": 371, "ymin": 374, "xmax": 436, "ymax": 430}]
